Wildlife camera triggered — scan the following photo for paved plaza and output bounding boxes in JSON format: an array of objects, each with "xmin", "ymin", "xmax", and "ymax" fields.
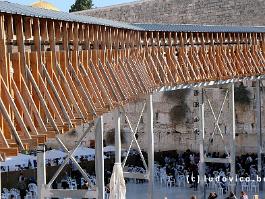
[{"xmin": 126, "ymin": 182, "xmax": 264, "ymax": 199}]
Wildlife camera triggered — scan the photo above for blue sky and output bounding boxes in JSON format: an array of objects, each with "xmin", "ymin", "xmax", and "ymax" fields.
[{"xmin": 7, "ymin": 0, "xmax": 135, "ymax": 12}]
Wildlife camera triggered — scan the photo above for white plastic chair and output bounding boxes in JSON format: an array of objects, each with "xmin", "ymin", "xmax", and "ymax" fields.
[
  {"xmin": 177, "ymin": 175, "xmax": 186, "ymax": 187},
  {"xmin": 241, "ymin": 181, "xmax": 250, "ymax": 191},
  {"xmin": 9, "ymin": 188, "xmax": 20, "ymax": 199},
  {"xmin": 69, "ymin": 179, "xmax": 77, "ymax": 190},
  {"xmin": 1, "ymin": 192, "xmax": 9, "ymax": 199},
  {"xmin": 28, "ymin": 183, "xmax": 37, "ymax": 198},
  {"xmin": 251, "ymin": 181, "xmax": 258, "ymax": 193},
  {"xmin": 25, "ymin": 191, "xmax": 33, "ymax": 199}
]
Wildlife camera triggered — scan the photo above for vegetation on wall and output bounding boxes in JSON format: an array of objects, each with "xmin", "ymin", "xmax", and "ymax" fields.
[
  {"xmin": 163, "ymin": 89, "xmax": 190, "ymax": 102},
  {"xmin": 234, "ymin": 83, "xmax": 251, "ymax": 104},
  {"xmin": 69, "ymin": 0, "xmax": 93, "ymax": 12},
  {"xmin": 169, "ymin": 103, "xmax": 189, "ymax": 124},
  {"xmin": 164, "ymin": 89, "xmax": 191, "ymax": 125}
]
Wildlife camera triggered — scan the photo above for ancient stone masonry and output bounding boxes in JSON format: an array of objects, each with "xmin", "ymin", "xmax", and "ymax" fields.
[
  {"xmin": 72, "ymin": 0, "xmax": 265, "ymax": 154},
  {"xmin": 77, "ymin": 0, "xmax": 265, "ymax": 26}
]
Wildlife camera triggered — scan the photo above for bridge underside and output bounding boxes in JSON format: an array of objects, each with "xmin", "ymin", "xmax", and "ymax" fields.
[{"xmin": 0, "ymin": 2, "xmax": 263, "ymax": 159}]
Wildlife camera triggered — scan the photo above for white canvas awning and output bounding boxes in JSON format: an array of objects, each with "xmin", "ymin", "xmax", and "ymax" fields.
[
  {"xmin": 1, "ymin": 153, "xmax": 36, "ymax": 171},
  {"xmin": 45, "ymin": 149, "xmax": 67, "ymax": 161},
  {"xmin": 72, "ymin": 146, "xmax": 95, "ymax": 157},
  {"xmin": 103, "ymin": 145, "xmax": 116, "ymax": 152}
]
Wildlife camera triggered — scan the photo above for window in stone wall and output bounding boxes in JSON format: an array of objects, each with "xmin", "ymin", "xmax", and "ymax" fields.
[{"xmin": 140, "ymin": 116, "xmax": 144, "ymax": 123}]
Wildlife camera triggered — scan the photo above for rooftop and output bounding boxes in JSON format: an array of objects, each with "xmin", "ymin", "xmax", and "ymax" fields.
[{"xmin": 0, "ymin": 1, "xmax": 264, "ymax": 33}]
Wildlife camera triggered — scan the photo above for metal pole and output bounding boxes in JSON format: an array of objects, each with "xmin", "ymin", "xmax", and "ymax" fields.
[
  {"xmin": 95, "ymin": 116, "xmax": 105, "ymax": 199},
  {"xmin": 199, "ymin": 88, "xmax": 205, "ymax": 199},
  {"xmin": 0, "ymin": 161, "xmax": 1, "ymax": 199},
  {"xmin": 229, "ymin": 83, "xmax": 236, "ymax": 193},
  {"xmin": 146, "ymin": 95, "xmax": 154, "ymax": 199},
  {"xmin": 256, "ymin": 80, "xmax": 263, "ymax": 191},
  {"xmin": 115, "ymin": 109, "xmax": 122, "ymax": 164},
  {"xmin": 37, "ymin": 145, "xmax": 46, "ymax": 199}
]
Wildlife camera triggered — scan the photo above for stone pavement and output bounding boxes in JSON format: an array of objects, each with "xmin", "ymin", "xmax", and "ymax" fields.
[{"xmin": 126, "ymin": 182, "xmax": 265, "ymax": 199}]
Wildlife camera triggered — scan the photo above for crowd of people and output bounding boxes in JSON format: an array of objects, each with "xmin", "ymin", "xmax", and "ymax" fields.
[
  {"xmin": 15, "ymin": 173, "xmax": 36, "ymax": 199},
  {"xmin": 2, "ymin": 149, "xmax": 261, "ymax": 198},
  {"xmin": 190, "ymin": 190, "xmax": 249, "ymax": 199}
]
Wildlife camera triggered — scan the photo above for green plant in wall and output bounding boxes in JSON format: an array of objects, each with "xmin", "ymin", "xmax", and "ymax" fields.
[
  {"xmin": 169, "ymin": 103, "xmax": 189, "ymax": 125},
  {"xmin": 164, "ymin": 89, "xmax": 190, "ymax": 125},
  {"xmin": 234, "ymin": 83, "xmax": 251, "ymax": 104}
]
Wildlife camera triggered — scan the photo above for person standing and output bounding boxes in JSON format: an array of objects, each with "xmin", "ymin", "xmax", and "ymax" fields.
[
  {"xmin": 17, "ymin": 177, "xmax": 27, "ymax": 199},
  {"xmin": 226, "ymin": 192, "xmax": 237, "ymax": 199},
  {"xmin": 240, "ymin": 191, "xmax": 248, "ymax": 199}
]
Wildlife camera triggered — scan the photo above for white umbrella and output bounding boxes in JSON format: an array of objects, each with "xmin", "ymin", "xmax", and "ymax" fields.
[
  {"xmin": 103, "ymin": 145, "xmax": 116, "ymax": 153},
  {"xmin": 2, "ymin": 153, "xmax": 36, "ymax": 171},
  {"xmin": 72, "ymin": 146, "xmax": 95, "ymax": 157},
  {"xmin": 45, "ymin": 149, "xmax": 66, "ymax": 160},
  {"xmin": 109, "ymin": 163, "xmax": 126, "ymax": 199}
]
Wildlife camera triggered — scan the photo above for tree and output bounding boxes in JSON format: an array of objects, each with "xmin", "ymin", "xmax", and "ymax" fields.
[{"xmin": 69, "ymin": 0, "xmax": 93, "ymax": 12}]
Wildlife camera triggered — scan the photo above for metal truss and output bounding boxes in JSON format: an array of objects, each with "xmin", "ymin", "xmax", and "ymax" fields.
[
  {"xmin": 197, "ymin": 83, "xmax": 236, "ymax": 199},
  {"xmin": 205, "ymin": 89, "xmax": 230, "ymax": 156},
  {"xmin": 121, "ymin": 101, "xmax": 148, "ymax": 171},
  {"xmin": 115, "ymin": 95, "xmax": 154, "ymax": 198},
  {"xmin": 37, "ymin": 120, "xmax": 104, "ymax": 199}
]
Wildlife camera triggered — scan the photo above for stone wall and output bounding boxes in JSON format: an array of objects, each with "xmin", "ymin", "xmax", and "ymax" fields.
[
  {"xmin": 48, "ymin": 0, "xmax": 265, "ymax": 154},
  {"xmin": 47, "ymin": 81, "xmax": 265, "ymax": 155},
  {"xmin": 77, "ymin": 0, "xmax": 265, "ymax": 26}
]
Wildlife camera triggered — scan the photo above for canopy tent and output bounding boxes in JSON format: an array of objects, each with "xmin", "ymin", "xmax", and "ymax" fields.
[
  {"xmin": 110, "ymin": 163, "xmax": 126, "ymax": 199},
  {"xmin": 104, "ymin": 145, "xmax": 127, "ymax": 155},
  {"xmin": 103, "ymin": 145, "xmax": 116, "ymax": 153},
  {"xmin": 72, "ymin": 146, "xmax": 95, "ymax": 160},
  {"xmin": 45, "ymin": 149, "xmax": 67, "ymax": 161},
  {"xmin": 1, "ymin": 153, "xmax": 36, "ymax": 171}
]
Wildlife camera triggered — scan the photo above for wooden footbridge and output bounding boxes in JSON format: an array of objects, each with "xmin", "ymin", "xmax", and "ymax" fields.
[{"xmin": 0, "ymin": 1, "xmax": 264, "ymax": 159}]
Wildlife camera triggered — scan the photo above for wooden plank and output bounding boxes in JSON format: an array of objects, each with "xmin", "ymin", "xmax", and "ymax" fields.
[
  {"xmin": 0, "ymin": 148, "xmax": 18, "ymax": 157},
  {"xmin": 24, "ymin": 17, "xmax": 32, "ymax": 40},
  {"xmin": 0, "ymin": 14, "xmax": 10, "ymax": 139},
  {"xmin": 79, "ymin": 51, "xmax": 104, "ymax": 108},
  {"xmin": 0, "ymin": 123, "xmax": 9, "ymax": 147},
  {"xmin": 38, "ymin": 68, "xmax": 64, "ymax": 125},
  {"xmin": 55, "ymin": 58, "xmax": 85, "ymax": 119},
  {"xmin": 98, "ymin": 60, "xmax": 120, "ymax": 103},
  {"xmin": 5, "ymin": 15, "xmax": 14, "ymax": 42},
  {"xmin": 106, "ymin": 60, "xmax": 127, "ymax": 100},
  {"xmin": 64, "ymin": 66, "xmax": 91, "ymax": 118},
  {"xmin": 89, "ymin": 60, "xmax": 113, "ymax": 109}
]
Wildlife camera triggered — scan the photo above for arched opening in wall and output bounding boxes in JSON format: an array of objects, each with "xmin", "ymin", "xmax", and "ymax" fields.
[{"xmin": 105, "ymin": 128, "xmax": 126, "ymax": 145}]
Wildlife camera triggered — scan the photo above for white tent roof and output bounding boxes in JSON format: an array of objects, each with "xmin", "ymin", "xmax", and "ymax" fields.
[
  {"xmin": 1, "ymin": 153, "xmax": 36, "ymax": 170},
  {"xmin": 104, "ymin": 145, "xmax": 116, "ymax": 152},
  {"xmin": 110, "ymin": 163, "xmax": 126, "ymax": 199},
  {"xmin": 72, "ymin": 147, "xmax": 107, "ymax": 159},
  {"xmin": 104, "ymin": 145, "xmax": 126, "ymax": 153},
  {"xmin": 45, "ymin": 149, "xmax": 66, "ymax": 160}
]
